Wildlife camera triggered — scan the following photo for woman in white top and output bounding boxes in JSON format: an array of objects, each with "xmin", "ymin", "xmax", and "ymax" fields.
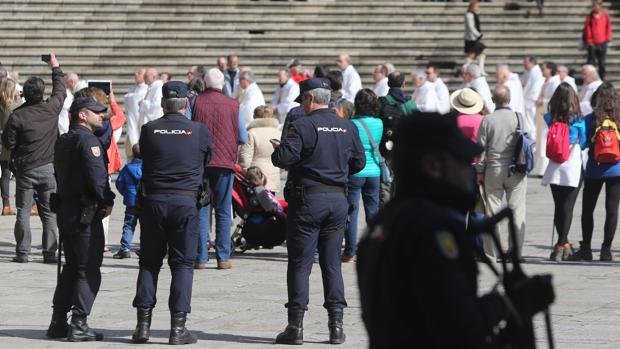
[{"xmin": 464, "ymin": 1, "xmax": 488, "ymax": 75}]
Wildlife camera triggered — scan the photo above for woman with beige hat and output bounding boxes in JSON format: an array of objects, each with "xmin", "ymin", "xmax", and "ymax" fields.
[{"xmin": 450, "ymin": 87, "xmax": 485, "ymax": 143}]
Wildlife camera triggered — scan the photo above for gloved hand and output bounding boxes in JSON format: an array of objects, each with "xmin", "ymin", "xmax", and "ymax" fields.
[{"xmin": 506, "ymin": 274, "xmax": 555, "ymax": 319}]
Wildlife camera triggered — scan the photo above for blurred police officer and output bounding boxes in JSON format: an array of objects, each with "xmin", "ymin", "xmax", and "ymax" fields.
[
  {"xmin": 272, "ymin": 78, "xmax": 365, "ymax": 345},
  {"xmin": 46, "ymin": 97, "xmax": 115, "ymax": 342},
  {"xmin": 356, "ymin": 114, "xmax": 555, "ymax": 348},
  {"xmin": 131, "ymin": 81, "xmax": 211, "ymax": 345}
]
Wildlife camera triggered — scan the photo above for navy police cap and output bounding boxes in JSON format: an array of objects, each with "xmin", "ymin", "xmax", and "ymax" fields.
[
  {"xmin": 69, "ymin": 97, "xmax": 107, "ymax": 116},
  {"xmin": 162, "ymin": 81, "xmax": 189, "ymax": 99},
  {"xmin": 294, "ymin": 78, "xmax": 332, "ymax": 103}
]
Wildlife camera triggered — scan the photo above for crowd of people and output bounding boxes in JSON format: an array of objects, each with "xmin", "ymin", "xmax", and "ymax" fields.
[{"xmin": 0, "ymin": 0, "xmax": 615, "ymax": 345}]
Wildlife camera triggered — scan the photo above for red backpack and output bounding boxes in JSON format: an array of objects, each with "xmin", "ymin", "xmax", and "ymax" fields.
[
  {"xmin": 593, "ymin": 119, "xmax": 620, "ymax": 164},
  {"xmin": 546, "ymin": 121, "xmax": 570, "ymax": 163}
]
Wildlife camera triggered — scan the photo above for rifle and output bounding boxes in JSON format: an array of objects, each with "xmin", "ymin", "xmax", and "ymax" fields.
[{"xmin": 469, "ymin": 207, "xmax": 555, "ymax": 349}]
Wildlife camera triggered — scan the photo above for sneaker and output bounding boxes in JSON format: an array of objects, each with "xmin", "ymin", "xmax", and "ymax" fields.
[
  {"xmin": 103, "ymin": 246, "xmax": 111, "ymax": 253},
  {"xmin": 113, "ymin": 250, "xmax": 131, "ymax": 259},
  {"xmin": 549, "ymin": 245, "xmax": 563, "ymax": 262},
  {"xmin": 43, "ymin": 255, "xmax": 58, "ymax": 264},
  {"xmin": 341, "ymin": 255, "xmax": 356, "ymax": 263},
  {"xmin": 562, "ymin": 243, "xmax": 574, "ymax": 260},
  {"xmin": 600, "ymin": 246, "xmax": 613, "ymax": 261},
  {"xmin": 567, "ymin": 243, "xmax": 593, "ymax": 261},
  {"xmin": 194, "ymin": 261, "xmax": 207, "ymax": 270},
  {"xmin": 217, "ymin": 260, "xmax": 232, "ymax": 270},
  {"xmin": 12, "ymin": 255, "xmax": 28, "ymax": 263},
  {"xmin": 1, "ymin": 206, "xmax": 15, "ymax": 215}
]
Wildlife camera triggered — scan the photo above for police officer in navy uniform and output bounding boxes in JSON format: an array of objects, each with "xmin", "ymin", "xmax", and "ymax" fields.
[
  {"xmin": 131, "ymin": 81, "xmax": 211, "ymax": 345},
  {"xmin": 46, "ymin": 97, "xmax": 115, "ymax": 342},
  {"xmin": 356, "ymin": 115, "xmax": 555, "ymax": 348},
  {"xmin": 272, "ymin": 78, "xmax": 365, "ymax": 345}
]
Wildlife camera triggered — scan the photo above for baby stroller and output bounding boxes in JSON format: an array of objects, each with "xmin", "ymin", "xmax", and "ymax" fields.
[{"xmin": 231, "ymin": 165, "xmax": 288, "ymax": 253}]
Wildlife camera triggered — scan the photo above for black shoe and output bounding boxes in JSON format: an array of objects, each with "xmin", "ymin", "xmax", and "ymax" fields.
[
  {"xmin": 275, "ymin": 309, "xmax": 304, "ymax": 345},
  {"xmin": 43, "ymin": 255, "xmax": 58, "ymax": 264},
  {"xmin": 328, "ymin": 309, "xmax": 346, "ymax": 344},
  {"xmin": 169, "ymin": 311, "xmax": 197, "ymax": 345},
  {"xmin": 113, "ymin": 250, "xmax": 131, "ymax": 259},
  {"xmin": 132, "ymin": 307, "xmax": 152, "ymax": 344},
  {"xmin": 601, "ymin": 245, "xmax": 613, "ymax": 261},
  {"xmin": 46, "ymin": 313, "xmax": 69, "ymax": 339},
  {"xmin": 12, "ymin": 255, "xmax": 28, "ymax": 263},
  {"xmin": 67, "ymin": 315, "xmax": 103, "ymax": 342},
  {"xmin": 567, "ymin": 243, "xmax": 593, "ymax": 261}
]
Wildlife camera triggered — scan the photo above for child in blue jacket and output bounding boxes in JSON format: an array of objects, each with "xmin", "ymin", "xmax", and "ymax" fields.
[{"xmin": 113, "ymin": 144, "xmax": 142, "ymax": 259}]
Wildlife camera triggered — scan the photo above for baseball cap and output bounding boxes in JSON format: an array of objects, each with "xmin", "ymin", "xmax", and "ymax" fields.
[
  {"xmin": 294, "ymin": 78, "xmax": 332, "ymax": 103},
  {"xmin": 162, "ymin": 81, "xmax": 189, "ymax": 99},
  {"xmin": 287, "ymin": 58, "xmax": 301, "ymax": 69},
  {"xmin": 69, "ymin": 97, "xmax": 107, "ymax": 116}
]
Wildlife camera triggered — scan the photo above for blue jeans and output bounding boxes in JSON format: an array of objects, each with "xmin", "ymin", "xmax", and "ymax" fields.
[
  {"xmin": 344, "ymin": 176, "xmax": 380, "ymax": 257},
  {"xmin": 120, "ymin": 206, "xmax": 138, "ymax": 252},
  {"xmin": 197, "ymin": 168, "xmax": 234, "ymax": 263}
]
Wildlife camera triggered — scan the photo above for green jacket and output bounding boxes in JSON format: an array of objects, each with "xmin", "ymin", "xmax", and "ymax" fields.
[{"xmin": 331, "ymin": 90, "xmax": 355, "ymax": 119}]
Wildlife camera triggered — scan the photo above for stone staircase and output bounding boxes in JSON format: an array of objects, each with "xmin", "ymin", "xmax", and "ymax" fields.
[{"xmin": 0, "ymin": 0, "xmax": 618, "ymax": 101}]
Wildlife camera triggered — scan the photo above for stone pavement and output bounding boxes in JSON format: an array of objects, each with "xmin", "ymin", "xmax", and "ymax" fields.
[{"xmin": 1, "ymin": 176, "xmax": 620, "ymax": 348}]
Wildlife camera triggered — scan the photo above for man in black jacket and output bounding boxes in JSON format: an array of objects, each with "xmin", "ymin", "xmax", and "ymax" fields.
[{"xmin": 2, "ymin": 53, "xmax": 66, "ymax": 263}]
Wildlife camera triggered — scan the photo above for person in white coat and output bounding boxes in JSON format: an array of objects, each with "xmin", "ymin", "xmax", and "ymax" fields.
[
  {"xmin": 239, "ymin": 71, "xmax": 265, "ymax": 126},
  {"xmin": 337, "ymin": 53, "xmax": 362, "ymax": 102},
  {"xmin": 496, "ymin": 64, "xmax": 526, "ymax": 128},
  {"xmin": 271, "ymin": 70, "xmax": 299, "ymax": 124},
  {"xmin": 411, "ymin": 70, "xmax": 438, "ymax": 113},
  {"xmin": 531, "ymin": 62, "xmax": 562, "ymax": 176},
  {"xmin": 522, "ymin": 56, "xmax": 545, "ymax": 135},
  {"xmin": 58, "ymin": 72, "xmax": 80, "ymax": 134},
  {"xmin": 372, "ymin": 64, "xmax": 389, "ymax": 97},
  {"xmin": 579, "ymin": 64, "xmax": 603, "ymax": 116},
  {"xmin": 124, "ymin": 68, "xmax": 148, "ymax": 156},
  {"xmin": 558, "ymin": 65, "xmax": 577, "ymax": 92},
  {"xmin": 463, "ymin": 62, "xmax": 495, "ymax": 113},
  {"xmin": 425, "ymin": 64, "xmax": 451, "ymax": 114},
  {"xmin": 138, "ymin": 68, "xmax": 164, "ymax": 128}
]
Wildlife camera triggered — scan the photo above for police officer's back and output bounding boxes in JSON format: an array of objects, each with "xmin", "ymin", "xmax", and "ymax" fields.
[
  {"xmin": 47, "ymin": 97, "xmax": 115, "ymax": 342},
  {"xmin": 356, "ymin": 115, "xmax": 555, "ymax": 348},
  {"xmin": 272, "ymin": 78, "xmax": 365, "ymax": 345},
  {"xmin": 131, "ymin": 81, "xmax": 211, "ymax": 345}
]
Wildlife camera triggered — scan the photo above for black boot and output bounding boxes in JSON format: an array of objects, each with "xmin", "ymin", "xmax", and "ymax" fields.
[
  {"xmin": 132, "ymin": 307, "xmax": 152, "ymax": 344},
  {"xmin": 67, "ymin": 315, "xmax": 103, "ymax": 342},
  {"xmin": 169, "ymin": 311, "xmax": 197, "ymax": 345},
  {"xmin": 328, "ymin": 309, "xmax": 346, "ymax": 344},
  {"xmin": 46, "ymin": 312, "xmax": 69, "ymax": 339},
  {"xmin": 275, "ymin": 309, "xmax": 304, "ymax": 345}
]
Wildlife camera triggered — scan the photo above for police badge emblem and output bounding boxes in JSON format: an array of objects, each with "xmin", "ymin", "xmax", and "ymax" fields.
[{"xmin": 91, "ymin": 146, "xmax": 101, "ymax": 157}]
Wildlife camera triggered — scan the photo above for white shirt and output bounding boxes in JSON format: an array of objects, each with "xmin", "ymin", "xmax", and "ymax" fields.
[
  {"xmin": 58, "ymin": 89, "xmax": 73, "ymax": 134},
  {"xmin": 124, "ymin": 82, "xmax": 148, "ymax": 146},
  {"xmin": 138, "ymin": 79, "xmax": 164, "ymax": 129},
  {"xmin": 373, "ymin": 77, "xmax": 389, "ymax": 97},
  {"xmin": 240, "ymin": 82, "xmax": 265, "ymax": 126},
  {"xmin": 541, "ymin": 75, "xmax": 561, "ymax": 108},
  {"xmin": 412, "ymin": 81, "xmax": 438, "ymax": 113},
  {"xmin": 434, "ymin": 78, "xmax": 451, "ymax": 114},
  {"xmin": 342, "ymin": 65, "xmax": 362, "ymax": 103},
  {"xmin": 271, "ymin": 78, "xmax": 299, "ymax": 124},
  {"xmin": 469, "ymin": 76, "xmax": 495, "ymax": 113},
  {"xmin": 523, "ymin": 65, "xmax": 545, "ymax": 108},
  {"xmin": 562, "ymin": 76, "xmax": 578, "ymax": 92},
  {"xmin": 579, "ymin": 80, "xmax": 603, "ymax": 116},
  {"xmin": 501, "ymin": 73, "xmax": 525, "ymax": 115}
]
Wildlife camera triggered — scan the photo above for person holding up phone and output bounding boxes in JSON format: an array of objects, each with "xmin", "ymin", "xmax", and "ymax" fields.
[{"xmin": 1, "ymin": 52, "xmax": 66, "ymax": 264}]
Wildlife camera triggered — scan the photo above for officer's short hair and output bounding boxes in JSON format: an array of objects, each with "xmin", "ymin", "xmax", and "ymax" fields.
[
  {"xmin": 23, "ymin": 76, "xmax": 45, "ymax": 103},
  {"xmin": 162, "ymin": 97, "xmax": 187, "ymax": 113},
  {"xmin": 305, "ymin": 88, "xmax": 331, "ymax": 105},
  {"xmin": 239, "ymin": 71, "xmax": 255, "ymax": 83},
  {"xmin": 388, "ymin": 72, "xmax": 405, "ymax": 88},
  {"xmin": 326, "ymin": 70, "xmax": 343, "ymax": 91}
]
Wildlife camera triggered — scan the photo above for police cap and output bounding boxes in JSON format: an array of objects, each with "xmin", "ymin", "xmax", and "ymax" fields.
[
  {"xmin": 394, "ymin": 113, "xmax": 483, "ymax": 162},
  {"xmin": 69, "ymin": 97, "xmax": 108, "ymax": 116},
  {"xmin": 294, "ymin": 78, "xmax": 331, "ymax": 103},
  {"xmin": 162, "ymin": 81, "xmax": 189, "ymax": 99}
]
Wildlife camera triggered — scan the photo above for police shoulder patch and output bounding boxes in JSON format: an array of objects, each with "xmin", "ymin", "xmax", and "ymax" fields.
[
  {"xmin": 435, "ymin": 230, "xmax": 459, "ymax": 259},
  {"xmin": 91, "ymin": 146, "xmax": 101, "ymax": 157}
]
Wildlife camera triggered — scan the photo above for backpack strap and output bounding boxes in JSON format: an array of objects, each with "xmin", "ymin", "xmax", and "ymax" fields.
[
  {"xmin": 357, "ymin": 119, "xmax": 385, "ymax": 167},
  {"xmin": 401, "ymin": 100, "xmax": 416, "ymax": 117}
]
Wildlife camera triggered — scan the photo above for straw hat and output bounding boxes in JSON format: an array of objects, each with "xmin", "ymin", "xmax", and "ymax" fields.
[{"xmin": 449, "ymin": 87, "xmax": 484, "ymax": 115}]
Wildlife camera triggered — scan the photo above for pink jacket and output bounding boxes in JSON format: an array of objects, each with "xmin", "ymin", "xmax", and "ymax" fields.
[{"xmin": 457, "ymin": 113, "xmax": 484, "ymax": 144}]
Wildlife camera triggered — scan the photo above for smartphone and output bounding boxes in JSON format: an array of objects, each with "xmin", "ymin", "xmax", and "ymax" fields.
[
  {"xmin": 88, "ymin": 80, "xmax": 112, "ymax": 95},
  {"xmin": 270, "ymin": 138, "xmax": 281, "ymax": 145},
  {"xmin": 41, "ymin": 54, "xmax": 51, "ymax": 63}
]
